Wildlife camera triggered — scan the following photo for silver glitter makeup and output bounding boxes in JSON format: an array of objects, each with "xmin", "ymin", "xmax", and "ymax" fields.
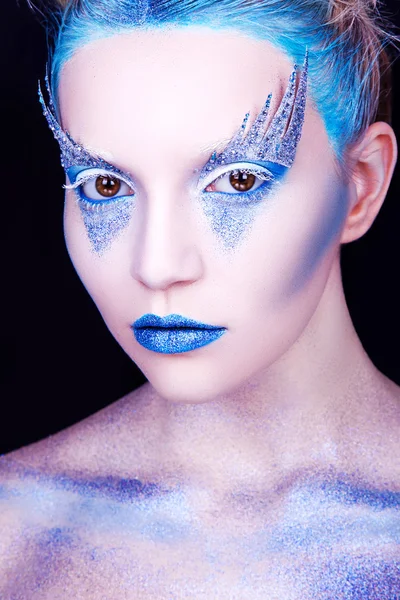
[
  {"xmin": 198, "ymin": 51, "xmax": 308, "ymax": 250},
  {"xmin": 39, "ymin": 51, "xmax": 308, "ymax": 255},
  {"xmin": 200, "ymin": 51, "xmax": 308, "ymax": 176},
  {"xmin": 79, "ymin": 199, "xmax": 135, "ymax": 255},
  {"xmin": 39, "ymin": 75, "xmax": 135, "ymax": 254},
  {"xmin": 200, "ymin": 184, "xmax": 274, "ymax": 250},
  {"xmin": 38, "ymin": 75, "xmax": 127, "ymax": 174}
]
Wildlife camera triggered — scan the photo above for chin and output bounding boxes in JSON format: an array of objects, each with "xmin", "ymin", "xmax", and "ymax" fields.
[
  {"xmin": 140, "ymin": 356, "xmax": 268, "ymax": 406},
  {"xmin": 147, "ymin": 369, "xmax": 224, "ymax": 404},
  {"xmin": 133, "ymin": 354, "xmax": 235, "ymax": 404}
]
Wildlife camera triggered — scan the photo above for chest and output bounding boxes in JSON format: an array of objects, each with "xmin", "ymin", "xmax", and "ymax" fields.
[
  {"xmin": 6, "ymin": 498, "xmax": 400, "ymax": 600},
  {"xmin": 7, "ymin": 531, "xmax": 399, "ymax": 600},
  {"xmin": 3, "ymin": 479, "xmax": 400, "ymax": 599}
]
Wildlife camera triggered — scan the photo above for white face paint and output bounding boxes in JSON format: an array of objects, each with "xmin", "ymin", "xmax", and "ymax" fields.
[{"xmin": 58, "ymin": 27, "xmax": 350, "ymax": 403}]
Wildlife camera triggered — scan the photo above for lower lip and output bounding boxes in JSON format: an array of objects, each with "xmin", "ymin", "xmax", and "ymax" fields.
[{"xmin": 133, "ymin": 326, "xmax": 226, "ymax": 354}]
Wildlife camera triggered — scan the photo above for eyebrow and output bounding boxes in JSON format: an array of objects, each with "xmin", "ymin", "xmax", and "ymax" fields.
[
  {"xmin": 38, "ymin": 83, "xmax": 129, "ymax": 178},
  {"xmin": 40, "ymin": 50, "xmax": 307, "ymax": 179},
  {"xmin": 64, "ymin": 139, "xmax": 125, "ymax": 175},
  {"xmin": 200, "ymin": 50, "xmax": 308, "ymax": 178}
]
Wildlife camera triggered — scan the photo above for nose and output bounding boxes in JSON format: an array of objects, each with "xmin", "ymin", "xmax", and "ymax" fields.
[{"xmin": 130, "ymin": 194, "xmax": 204, "ymax": 291}]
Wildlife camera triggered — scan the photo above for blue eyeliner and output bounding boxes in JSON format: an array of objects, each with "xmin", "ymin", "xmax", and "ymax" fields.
[
  {"xmin": 66, "ymin": 165, "xmax": 90, "ymax": 184},
  {"xmin": 65, "ymin": 164, "xmax": 132, "ymax": 186},
  {"xmin": 65, "ymin": 166, "xmax": 135, "ymax": 206},
  {"xmin": 200, "ymin": 161, "xmax": 288, "ymax": 202}
]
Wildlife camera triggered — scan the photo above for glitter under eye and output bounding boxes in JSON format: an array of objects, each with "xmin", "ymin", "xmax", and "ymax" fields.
[
  {"xmin": 64, "ymin": 171, "xmax": 136, "ymax": 253},
  {"xmin": 196, "ymin": 52, "xmax": 307, "ymax": 251},
  {"xmin": 38, "ymin": 80, "xmax": 137, "ymax": 255}
]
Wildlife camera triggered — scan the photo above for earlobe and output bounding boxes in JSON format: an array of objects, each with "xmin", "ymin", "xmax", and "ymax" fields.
[{"xmin": 341, "ymin": 121, "xmax": 398, "ymax": 244}]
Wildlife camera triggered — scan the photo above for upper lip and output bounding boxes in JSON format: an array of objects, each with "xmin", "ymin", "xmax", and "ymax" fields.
[{"xmin": 133, "ymin": 313, "xmax": 225, "ymax": 330}]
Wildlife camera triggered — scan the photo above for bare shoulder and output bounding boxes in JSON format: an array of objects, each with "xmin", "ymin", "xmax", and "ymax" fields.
[
  {"xmin": 0, "ymin": 459, "xmax": 31, "ymax": 582},
  {"xmin": 0, "ymin": 382, "xmax": 162, "ymax": 590},
  {"xmin": 0, "ymin": 382, "xmax": 158, "ymax": 549},
  {"xmin": 353, "ymin": 373, "xmax": 400, "ymax": 486},
  {"xmin": 2, "ymin": 382, "xmax": 160, "ymax": 479}
]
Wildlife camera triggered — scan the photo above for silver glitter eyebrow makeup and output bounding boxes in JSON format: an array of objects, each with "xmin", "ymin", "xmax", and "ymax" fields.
[
  {"xmin": 39, "ymin": 74, "xmax": 136, "ymax": 255},
  {"xmin": 39, "ymin": 50, "xmax": 307, "ymax": 175},
  {"xmin": 38, "ymin": 75, "xmax": 126, "ymax": 176},
  {"xmin": 201, "ymin": 50, "xmax": 308, "ymax": 177},
  {"xmin": 198, "ymin": 51, "xmax": 308, "ymax": 250}
]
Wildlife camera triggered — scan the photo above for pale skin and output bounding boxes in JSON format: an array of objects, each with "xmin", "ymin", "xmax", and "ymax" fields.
[{"xmin": 0, "ymin": 28, "xmax": 399, "ymax": 599}]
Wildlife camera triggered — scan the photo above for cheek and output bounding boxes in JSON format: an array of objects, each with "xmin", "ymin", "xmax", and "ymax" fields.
[
  {"xmin": 63, "ymin": 193, "xmax": 129, "ymax": 308},
  {"xmin": 217, "ymin": 178, "xmax": 350, "ymax": 344},
  {"xmin": 199, "ymin": 189, "xmax": 347, "ymax": 392},
  {"xmin": 283, "ymin": 179, "xmax": 350, "ymax": 296},
  {"xmin": 63, "ymin": 192, "xmax": 87, "ymax": 265},
  {"xmin": 239, "ymin": 175, "xmax": 350, "ymax": 310}
]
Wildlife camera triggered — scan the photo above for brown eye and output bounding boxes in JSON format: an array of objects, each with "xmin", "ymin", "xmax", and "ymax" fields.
[
  {"xmin": 95, "ymin": 175, "xmax": 122, "ymax": 197},
  {"xmin": 229, "ymin": 171, "xmax": 256, "ymax": 192}
]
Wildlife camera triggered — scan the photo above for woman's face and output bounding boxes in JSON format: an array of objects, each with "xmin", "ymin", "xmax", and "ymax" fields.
[{"xmin": 58, "ymin": 28, "xmax": 350, "ymax": 403}]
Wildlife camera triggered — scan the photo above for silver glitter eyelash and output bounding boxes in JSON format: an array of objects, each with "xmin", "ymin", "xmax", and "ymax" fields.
[
  {"xmin": 63, "ymin": 172, "xmax": 133, "ymax": 191},
  {"xmin": 202, "ymin": 50, "xmax": 308, "ymax": 174},
  {"xmin": 213, "ymin": 168, "xmax": 274, "ymax": 183},
  {"xmin": 63, "ymin": 175, "xmax": 102, "ymax": 191}
]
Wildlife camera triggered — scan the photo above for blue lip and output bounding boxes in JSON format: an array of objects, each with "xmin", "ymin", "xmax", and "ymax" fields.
[{"xmin": 132, "ymin": 313, "xmax": 226, "ymax": 354}]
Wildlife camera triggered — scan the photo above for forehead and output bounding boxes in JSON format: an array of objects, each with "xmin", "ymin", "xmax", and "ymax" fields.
[{"xmin": 58, "ymin": 28, "xmax": 306, "ymax": 168}]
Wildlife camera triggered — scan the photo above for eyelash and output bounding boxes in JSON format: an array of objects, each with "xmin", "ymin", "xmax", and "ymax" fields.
[
  {"xmin": 65, "ymin": 171, "xmax": 135, "ymax": 211},
  {"xmin": 206, "ymin": 168, "xmax": 273, "ymax": 193},
  {"xmin": 201, "ymin": 165, "xmax": 279, "ymax": 205},
  {"xmin": 213, "ymin": 168, "xmax": 273, "ymax": 183},
  {"xmin": 65, "ymin": 163, "xmax": 278, "ymax": 212}
]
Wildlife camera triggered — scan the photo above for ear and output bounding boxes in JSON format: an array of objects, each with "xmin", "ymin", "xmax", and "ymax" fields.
[{"xmin": 341, "ymin": 121, "xmax": 398, "ymax": 244}]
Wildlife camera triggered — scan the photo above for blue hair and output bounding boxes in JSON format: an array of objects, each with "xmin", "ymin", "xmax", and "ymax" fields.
[{"xmin": 48, "ymin": 0, "xmax": 394, "ymax": 161}]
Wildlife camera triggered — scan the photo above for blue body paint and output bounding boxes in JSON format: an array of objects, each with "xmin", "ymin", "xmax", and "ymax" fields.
[
  {"xmin": 1, "ymin": 461, "xmax": 399, "ymax": 596},
  {"xmin": 287, "ymin": 182, "xmax": 350, "ymax": 294},
  {"xmin": 0, "ymin": 466, "xmax": 194, "ymax": 543},
  {"xmin": 310, "ymin": 558, "xmax": 400, "ymax": 600}
]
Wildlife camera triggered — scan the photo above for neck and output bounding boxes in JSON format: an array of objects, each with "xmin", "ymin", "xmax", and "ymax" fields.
[{"xmin": 151, "ymin": 258, "xmax": 393, "ymax": 493}]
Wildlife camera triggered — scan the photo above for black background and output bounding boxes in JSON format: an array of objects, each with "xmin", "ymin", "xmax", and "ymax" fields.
[{"xmin": 1, "ymin": 0, "xmax": 399, "ymax": 455}]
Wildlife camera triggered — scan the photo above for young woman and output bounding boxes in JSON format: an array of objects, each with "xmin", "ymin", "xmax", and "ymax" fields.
[{"xmin": 1, "ymin": 0, "xmax": 399, "ymax": 597}]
